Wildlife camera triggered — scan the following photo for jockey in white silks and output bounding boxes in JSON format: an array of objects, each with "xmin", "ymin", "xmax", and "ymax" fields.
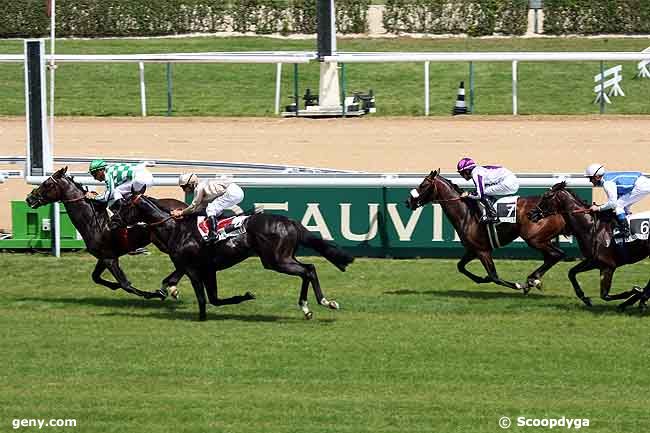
[
  {"xmin": 171, "ymin": 173, "xmax": 244, "ymax": 243},
  {"xmin": 456, "ymin": 157, "xmax": 520, "ymax": 224},
  {"xmin": 585, "ymin": 163, "xmax": 650, "ymax": 238}
]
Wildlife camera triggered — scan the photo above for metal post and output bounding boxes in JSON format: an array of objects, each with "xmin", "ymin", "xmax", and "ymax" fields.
[
  {"xmin": 600, "ymin": 61, "xmax": 605, "ymax": 115},
  {"xmin": 166, "ymin": 63, "xmax": 173, "ymax": 117},
  {"xmin": 512, "ymin": 60, "xmax": 518, "ymax": 115},
  {"xmin": 534, "ymin": 9, "xmax": 539, "ymax": 34},
  {"xmin": 50, "ymin": 0, "xmax": 59, "ymax": 258},
  {"xmin": 139, "ymin": 62, "xmax": 147, "ymax": 117},
  {"xmin": 274, "ymin": 63, "xmax": 282, "ymax": 115},
  {"xmin": 424, "ymin": 61, "xmax": 430, "ymax": 116},
  {"xmin": 469, "ymin": 61, "xmax": 475, "ymax": 113},
  {"xmin": 293, "ymin": 64, "xmax": 299, "ymax": 117},
  {"xmin": 340, "ymin": 63, "xmax": 346, "ymax": 117}
]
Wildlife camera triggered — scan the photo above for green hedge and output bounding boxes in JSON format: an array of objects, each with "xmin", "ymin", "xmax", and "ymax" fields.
[
  {"xmin": 382, "ymin": 0, "xmax": 528, "ymax": 36},
  {"xmin": 0, "ymin": 0, "xmax": 369, "ymax": 37},
  {"xmin": 543, "ymin": 0, "xmax": 650, "ymax": 35}
]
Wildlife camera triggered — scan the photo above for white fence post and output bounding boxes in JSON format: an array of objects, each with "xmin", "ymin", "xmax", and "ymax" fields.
[
  {"xmin": 512, "ymin": 60, "xmax": 518, "ymax": 115},
  {"xmin": 424, "ymin": 61, "xmax": 430, "ymax": 116},
  {"xmin": 275, "ymin": 63, "xmax": 282, "ymax": 115},
  {"xmin": 139, "ymin": 62, "xmax": 147, "ymax": 116}
]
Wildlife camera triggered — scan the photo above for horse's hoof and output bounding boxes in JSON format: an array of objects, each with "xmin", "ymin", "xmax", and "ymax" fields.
[
  {"xmin": 582, "ymin": 297, "xmax": 593, "ymax": 308},
  {"xmin": 304, "ymin": 311, "xmax": 314, "ymax": 320},
  {"xmin": 639, "ymin": 302, "xmax": 648, "ymax": 313},
  {"xmin": 515, "ymin": 282, "xmax": 524, "ymax": 291},
  {"xmin": 244, "ymin": 291, "xmax": 256, "ymax": 300},
  {"xmin": 530, "ymin": 279, "xmax": 543, "ymax": 291},
  {"xmin": 169, "ymin": 286, "xmax": 179, "ymax": 300},
  {"xmin": 328, "ymin": 300, "xmax": 340, "ymax": 310}
]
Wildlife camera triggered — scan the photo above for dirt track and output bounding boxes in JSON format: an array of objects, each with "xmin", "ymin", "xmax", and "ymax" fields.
[{"xmin": 2, "ymin": 115, "xmax": 650, "ymax": 231}]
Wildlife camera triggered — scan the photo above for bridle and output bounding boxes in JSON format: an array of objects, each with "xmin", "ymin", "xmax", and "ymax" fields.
[{"xmin": 411, "ymin": 176, "xmax": 464, "ymax": 208}]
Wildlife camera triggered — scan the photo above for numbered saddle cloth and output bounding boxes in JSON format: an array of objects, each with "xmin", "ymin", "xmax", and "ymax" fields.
[
  {"xmin": 196, "ymin": 215, "xmax": 248, "ymax": 242},
  {"xmin": 494, "ymin": 196, "xmax": 519, "ymax": 224},
  {"xmin": 613, "ymin": 211, "xmax": 650, "ymax": 243}
]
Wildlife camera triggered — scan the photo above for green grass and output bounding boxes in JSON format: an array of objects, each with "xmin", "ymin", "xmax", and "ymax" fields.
[
  {"xmin": 2, "ymin": 250, "xmax": 650, "ymax": 432},
  {"xmin": 1, "ymin": 37, "xmax": 650, "ymax": 116}
]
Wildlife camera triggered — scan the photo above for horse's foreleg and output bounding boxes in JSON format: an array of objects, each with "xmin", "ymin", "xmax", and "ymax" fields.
[
  {"xmin": 105, "ymin": 259, "xmax": 164, "ymax": 300},
  {"xmin": 457, "ymin": 250, "xmax": 490, "ymax": 284},
  {"xmin": 203, "ymin": 268, "xmax": 254, "ymax": 307},
  {"xmin": 524, "ymin": 242, "xmax": 565, "ymax": 290},
  {"xmin": 186, "ymin": 268, "xmax": 208, "ymax": 321},
  {"xmin": 160, "ymin": 268, "xmax": 184, "ymax": 299},
  {"xmin": 91, "ymin": 260, "xmax": 121, "ymax": 291},
  {"xmin": 568, "ymin": 259, "xmax": 598, "ymax": 307},
  {"xmin": 476, "ymin": 251, "xmax": 524, "ymax": 291}
]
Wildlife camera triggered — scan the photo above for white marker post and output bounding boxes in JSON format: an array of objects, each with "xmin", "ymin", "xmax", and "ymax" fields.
[{"xmin": 594, "ymin": 64, "xmax": 624, "ymax": 105}]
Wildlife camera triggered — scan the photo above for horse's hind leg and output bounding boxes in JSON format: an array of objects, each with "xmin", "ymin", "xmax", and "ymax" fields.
[
  {"xmin": 568, "ymin": 259, "xmax": 598, "ymax": 307},
  {"xmin": 476, "ymin": 251, "xmax": 524, "ymax": 291},
  {"xmin": 600, "ymin": 268, "xmax": 638, "ymax": 302},
  {"xmin": 92, "ymin": 260, "xmax": 121, "ymax": 291},
  {"xmin": 524, "ymin": 241, "xmax": 565, "ymax": 290}
]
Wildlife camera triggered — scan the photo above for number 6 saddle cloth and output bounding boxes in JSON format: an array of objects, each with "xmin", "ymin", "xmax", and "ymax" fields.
[{"xmin": 613, "ymin": 211, "xmax": 650, "ymax": 244}]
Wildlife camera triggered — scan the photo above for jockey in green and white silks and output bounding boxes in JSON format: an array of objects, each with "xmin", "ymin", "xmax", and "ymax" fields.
[
  {"xmin": 585, "ymin": 163, "xmax": 650, "ymax": 238},
  {"xmin": 87, "ymin": 160, "xmax": 154, "ymax": 207}
]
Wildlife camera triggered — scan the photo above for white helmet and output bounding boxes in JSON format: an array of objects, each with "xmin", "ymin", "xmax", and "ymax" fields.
[
  {"xmin": 178, "ymin": 173, "xmax": 198, "ymax": 188},
  {"xmin": 584, "ymin": 163, "xmax": 605, "ymax": 178}
]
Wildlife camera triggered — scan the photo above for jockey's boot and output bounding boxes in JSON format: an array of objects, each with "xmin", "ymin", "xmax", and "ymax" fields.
[
  {"xmin": 108, "ymin": 201, "xmax": 124, "ymax": 230},
  {"xmin": 616, "ymin": 215, "xmax": 631, "ymax": 239},
  {"xmin": 479, "ymin": 197, "xmax": 499, "ymax": 224},
  {"xmin": 206, "ymin": 215, "xmax": 218, "ymax": 243}
]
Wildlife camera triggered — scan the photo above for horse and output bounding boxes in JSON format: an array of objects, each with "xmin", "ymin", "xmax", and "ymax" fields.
[
  {"xmin": 405, "ymin": 170, "xmax": 570, "ymax": 292},
  {"xmin": 527, "ymin": 181, "xmax": 649, "ymax": 310},
  {"xmin": 116, "ymin": 188, "xmax": 354, "ymax": 321},
  {"xmin": 25, "ymin": 166, "xmax": 186, "ymax": 300}
]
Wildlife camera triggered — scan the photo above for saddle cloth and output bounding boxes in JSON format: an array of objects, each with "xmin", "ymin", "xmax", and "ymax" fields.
[
  {"xmin": 197, "ymin": 215, "xmax": 248, "ymax": 242},
  {"xmin": 613, "ymin": 211, "xmax": 650, "ymax": 244},
  {"xmin": 493, "ymin": 195, "xmax": 519, "ymax": 224}
]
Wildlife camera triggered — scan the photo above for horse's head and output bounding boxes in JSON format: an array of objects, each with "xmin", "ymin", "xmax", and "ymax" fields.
[
  {"xmin": 25, "ymin": 166, "xmax": 74, "ymax": 208},
  {"xmin": 406, "ymin": 169, "xmax": 442, "ymax": 210},
  {"xmin": 528, "ymin": 181, "xmax": 569, "ymax": 222}
]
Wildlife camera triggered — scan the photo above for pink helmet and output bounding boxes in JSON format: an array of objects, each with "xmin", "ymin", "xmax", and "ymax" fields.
[{"xmin": 457, "ymin": 157, "xmax": 476, "ymax": 173}]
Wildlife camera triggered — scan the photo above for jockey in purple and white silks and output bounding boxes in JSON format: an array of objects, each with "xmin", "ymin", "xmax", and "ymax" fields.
[
  {"xmin": 585, "ymin": 163, "xmax": 650, "ymax": 238},
  {"xmin": 456, "ymin": 157, "xmax": 520, "ymax": 224}
]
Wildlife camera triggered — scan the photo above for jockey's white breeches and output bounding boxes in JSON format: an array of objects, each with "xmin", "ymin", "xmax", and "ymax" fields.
[
  {"xmin": 206, "ymin": 183, "xmax": 244, "ymax": 217},
  {"xmin": 483, "ymin": 174, "xmax": 520, "ymax": 197},
  {"xmin": 111, "ymin": 169, "xmax": 154, "ymax": 204},
  {"xmin": 616, "ymin": 176, "xmax": 650, "ymax": 215}
]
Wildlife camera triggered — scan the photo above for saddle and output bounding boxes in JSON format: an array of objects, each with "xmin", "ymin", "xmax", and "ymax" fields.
[
  {"xmin": 482, "ymin": 196, "xmax": 519, "ymax": 249},
  {"xmin": 197, "ymin": 215, "xmax": 248, "ymax": 242}
]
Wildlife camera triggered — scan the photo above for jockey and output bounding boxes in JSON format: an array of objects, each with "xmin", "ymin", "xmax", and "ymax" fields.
[
  {"xmin": 86, "ymin": 160, "xmax": 154, "ymax": 228},
  {"xmin": 456, "ymin": 157, "xmax": 520, "ymax": 224},
  {"xmin": 585, "ymin": 163, "xmax": 650, "ymax": 238},
  {"xmin": 171, "ymin": 173, "xmax": 244, "ymax": 243}
]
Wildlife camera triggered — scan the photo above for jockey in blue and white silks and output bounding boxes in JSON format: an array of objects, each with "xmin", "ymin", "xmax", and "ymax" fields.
[
  {"xmin": 585, "ymin": 163, "xmax": 650, "ymax": 237},
  {"xmin": 457, "ymin": 157, "xmax": 520, "ymax": 224}
]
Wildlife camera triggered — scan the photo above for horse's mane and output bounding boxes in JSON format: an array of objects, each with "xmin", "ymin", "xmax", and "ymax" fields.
[
  {"xmin": 64, "ymin": 174, "xmax": 108, "ymax": 213},
  {"xmin": 437, "ymin": 174, "xmax": 463, "ymax": 194},
  {"xmin": 554, "ymin": 182, "xmax": 589, "ymax": 207}
]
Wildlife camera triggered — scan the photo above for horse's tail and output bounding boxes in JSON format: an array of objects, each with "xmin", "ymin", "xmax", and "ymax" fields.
[{"xmin": 298, "ymin": 225, "xmax": 354, "ymax": 272}]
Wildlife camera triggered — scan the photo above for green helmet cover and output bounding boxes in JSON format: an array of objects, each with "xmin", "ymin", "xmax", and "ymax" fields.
[{"xmin": 89, "ymin": 159, "xmax": 107, "ymax": 173}]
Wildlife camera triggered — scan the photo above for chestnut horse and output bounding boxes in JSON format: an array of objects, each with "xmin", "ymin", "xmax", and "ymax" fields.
[{"xmin": 406, "ymin": 170, "xmax": 569, "ymax": 292}]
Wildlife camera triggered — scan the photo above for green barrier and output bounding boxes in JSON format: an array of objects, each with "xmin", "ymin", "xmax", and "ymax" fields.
[
  {"xmin": 190, "ymin": 185, "xmax": 592, "ymax": 259},
  {"xmin": 0, "ymin": 201, "xmax": 85, "ymax": 249}
]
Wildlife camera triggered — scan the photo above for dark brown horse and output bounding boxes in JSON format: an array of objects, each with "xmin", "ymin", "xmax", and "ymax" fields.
[
  {"xmin": 405, "ymin": 170, "xmax": 569, "ymax": 292},
  {"xmin": 25, "ymin": 166, "xmax": 185, "ymax": 300},
  {"xmin": 116, "ymin": 189, "xmax": 354, "ymax": 321},
  {"xmin": 528, "ymin": 181, "xmax": 648, "ymax": 309}
]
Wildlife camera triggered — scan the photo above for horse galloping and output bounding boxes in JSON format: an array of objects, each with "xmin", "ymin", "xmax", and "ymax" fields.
[
  {"xmin": 117, "ymin": 189, "xmax": 354, "ymax": 321},
  {"xmin": 528, "ymin": 181, "xmax": 649, "ymax": 310},
  {"xmin": 25, "ymin": 166, "xmax": 185, "ymax": 300},
  {"xmin": 405, "ymin": 170, "xmax": 569, "ymax": 292}
]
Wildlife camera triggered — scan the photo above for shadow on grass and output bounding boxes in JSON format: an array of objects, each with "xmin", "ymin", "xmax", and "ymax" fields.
[
  {"xmin": 384, "ymin": 288, "xmax": 558, "ymax": 300},
  {"xmin": 13, "ymin": 296, "xmax": 176, "ymax": 309},
  {"xmin": 99, "ymin": 310, "xmax": 336, "ymax": 323}
]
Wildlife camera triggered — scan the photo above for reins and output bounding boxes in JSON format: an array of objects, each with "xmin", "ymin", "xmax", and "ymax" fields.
[{"xmin": 130, "ymin": 194, "xmax": 176, "ymax": 227}]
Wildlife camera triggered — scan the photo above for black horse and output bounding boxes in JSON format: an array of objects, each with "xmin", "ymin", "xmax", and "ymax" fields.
[
  {"xmin": 25, "ymin": 166, "xmax": 185, "ymax": 300},
  {"xmin": 117, "ymin": 189, "xmax": 354, "ymax": 321},
  {"xmin": 528, "ymin": 181, "xmax": 648, "ymax": 310},
  {"xmin": 406, "ymin": 170, "xmax": 570, "ymax": 292}
]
